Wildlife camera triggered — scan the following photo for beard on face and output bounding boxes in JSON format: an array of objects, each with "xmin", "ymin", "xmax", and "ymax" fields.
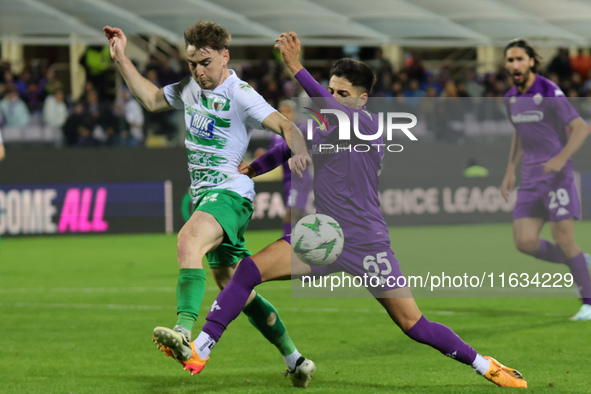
[{"xmin": 512, "ymin": 68, "xmax": 531, "ymax": 88}]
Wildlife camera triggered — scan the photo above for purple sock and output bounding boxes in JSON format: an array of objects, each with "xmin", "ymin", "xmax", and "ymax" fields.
[
  {"xmin": 405, "ymin": 315, "xmax": 477, "ymax": 365},
  {"xmin": 566, "ymin": 252, "xmax": 591, "ymax": 304},
  {"xmin": 282, "ymin": 222, "xmax": 292, "ymax": 237},
  {"xmin": 202, "ymin": 257, "xmax": 262, "ymax": 341},
  {"xmin": 534, "ymin": 239, "xmax": 566, "ymax": 263}
]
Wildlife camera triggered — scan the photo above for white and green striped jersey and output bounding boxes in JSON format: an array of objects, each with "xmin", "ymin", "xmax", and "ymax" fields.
[{"xmin": 163, "ymin": 70, "xmax": 276, "ymax": 203}]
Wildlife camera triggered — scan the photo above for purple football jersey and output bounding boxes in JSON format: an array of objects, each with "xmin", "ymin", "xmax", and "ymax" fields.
[
  {"xmin": 295, "ymin": 69, "xmax": 390, "ymax": 247},
  {"xmin": 505, "ymin": 75, "xmax": 580, "ymax": 183}
]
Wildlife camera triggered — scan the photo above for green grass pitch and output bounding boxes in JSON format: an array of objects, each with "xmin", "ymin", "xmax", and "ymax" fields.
[{"xmin": 1, "ymin": 222, "xmax": 590, "ymax": 393}]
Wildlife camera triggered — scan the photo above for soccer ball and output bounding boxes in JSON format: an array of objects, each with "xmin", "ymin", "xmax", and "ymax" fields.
[{"xmin": 292, "ymin": 214, "xmax": 344, "ymax": 266}]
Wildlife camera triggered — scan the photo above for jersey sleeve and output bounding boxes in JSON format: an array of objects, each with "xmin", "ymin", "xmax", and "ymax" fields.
[
  {"xmin": 233, "ymin": 83, "xmax": 277, "ymax": 129},
  {"xmin": 550, "ymin": 88, "xmax": 580, "ymax": 125},
  {"xmin": 269, "ymin": 133, "xmax": 283, "ymax": 150},
  {"xmin": 250, "ymin": 142, "xmax": 291, "ymax": 176},
  {"xmin": 163, "ymin": 75, "xmax": 192, "ymax": 110},
  {"xmin": 0, "ymin": 128, "xmax": 3, "ymax": 143},
  {"xmin": 294, "ymin": 68, "xmax": 354, "ymax": 118}
]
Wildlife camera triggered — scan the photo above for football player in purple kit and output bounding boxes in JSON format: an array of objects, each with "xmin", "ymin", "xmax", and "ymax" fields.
[
  {"xmin": 501, "ymin": 39, "xmax": 591, "ymax": 321},
  {"xmin": 178, "ymin": 32, "xmax": 527, "ymax": 389}
]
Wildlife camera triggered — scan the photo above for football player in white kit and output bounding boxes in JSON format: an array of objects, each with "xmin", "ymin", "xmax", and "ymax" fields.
[{"xmin": 104, "ymin": 21, "xmax": 312, "ymax": 384}]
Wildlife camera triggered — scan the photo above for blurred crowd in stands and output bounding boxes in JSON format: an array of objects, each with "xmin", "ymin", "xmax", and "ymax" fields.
[{"xmin": 1, "ymin": 46, "xmax": 591, "ymax": 148}]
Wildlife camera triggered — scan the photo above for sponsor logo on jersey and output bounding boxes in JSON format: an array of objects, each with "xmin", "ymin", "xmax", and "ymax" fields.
[
  {"xmin": 189, "ymin": 113, "xmax": 215, "ymax": 139},
  {"xmin": 511, "ymin": 110, "xmax": 544, "ymax": 123}
]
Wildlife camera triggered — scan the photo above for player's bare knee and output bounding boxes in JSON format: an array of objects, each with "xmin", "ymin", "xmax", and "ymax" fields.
[
  {"xmin": 400, "ymin": 316, "xmax": 421, "ymax": 332},
  {"xmin": 514, "ymin": 237, "xmax": 538, "ymax": 255},
  {"xmin": 176, "ymin": 233, "xmax": 204, "ymax": 269},
  {"xmin": 555, "ymin": 239, "xmax": 579, "ymax": 258},
  {"xmin": 176, "ymin": 234, "xmax": 191, "ymax": 264},
  {"xmin": 259, "ymin": 267, "xmax": 280, "ymax": 282},
  {"xmin": 552, "ymin": 231, "xmax": 570, "ymax": 247}
]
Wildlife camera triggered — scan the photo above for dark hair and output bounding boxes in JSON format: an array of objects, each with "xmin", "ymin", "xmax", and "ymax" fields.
[
  {"xmin": 504, "ymin": 38, "xmax": 542, "ymax": 73},
  {"xmin": 184, "ymin": 20, "xmax": 231, "ymax": 51},
  {"xmin": 330, "ymin": 58, "xmax": 376, "ymax": 94}
]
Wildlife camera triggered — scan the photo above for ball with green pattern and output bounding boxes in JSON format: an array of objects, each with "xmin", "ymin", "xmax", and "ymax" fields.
[{"xmin": 292, "ymin": 214, "xmax": 344, "ymax": 267}]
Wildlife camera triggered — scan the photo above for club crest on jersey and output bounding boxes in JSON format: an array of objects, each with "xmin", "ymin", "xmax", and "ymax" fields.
[
  {"xmin": 213, "ymin": 97, "xmax": 228, "ymax": 111},
  {"xmin": 201, "ymin": 95, "xmax": 230, "ymax": 111},
  {"xmin": 533, "ymin": 93, "xmax": 543, "ymax": 105},
  {"xmin": 190, "ymin": 113, "xmax": 215, "ymax": 139}
]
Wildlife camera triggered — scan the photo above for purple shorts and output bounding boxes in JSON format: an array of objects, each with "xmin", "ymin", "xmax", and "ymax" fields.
[
  {"xmin": 514, "ymin": 177, "xmax": 580, "ymax": 222},
  {"xmin": 283, "ymin": 235, "xmax": 405, "ymax": 291},
  {"xmin": 286, "ymin": 188, "xmax": 311, "ymax": 211},
  {"xmin": 285, "ymin": 172, "xmax": 312, "ymax": 211}
]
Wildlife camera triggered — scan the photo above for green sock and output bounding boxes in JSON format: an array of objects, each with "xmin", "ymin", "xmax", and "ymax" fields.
[
  {"xmin": 243, "ymin": 293, "xmax": 296, "ymax": 356},
  {"xmin": 176, "ymin": 268, "xmax": 207, "ymax": 332}
]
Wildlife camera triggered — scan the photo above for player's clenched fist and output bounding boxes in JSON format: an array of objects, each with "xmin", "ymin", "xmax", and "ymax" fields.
[{"xmin": 103, "ymin": 26, "xmax": 128, "ymax": 62}]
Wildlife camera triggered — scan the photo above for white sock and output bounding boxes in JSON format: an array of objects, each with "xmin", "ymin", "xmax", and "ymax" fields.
[
  {"xmin": 193, "ymin": 331, "xmax": 216, "ymax": 360},
  {"xmin": 283, "ymin": 349, "xmax": 302, "ymax": 371},
  {"xmin": 471, "ymin": 354, "xmax": 491, "ymax": 375}
]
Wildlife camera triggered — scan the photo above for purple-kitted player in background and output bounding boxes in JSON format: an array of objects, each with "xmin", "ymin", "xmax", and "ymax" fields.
[
  {"xmin": 186, "ymin": 31, "xmax": 528, "ymax": 389},
  {"xmin": 501, "ymin": 39, "xmax": 591, "ymax": 321},
  {"xmin": 265, "ymin": 100, "xmax": 312, "ymax": 236}
]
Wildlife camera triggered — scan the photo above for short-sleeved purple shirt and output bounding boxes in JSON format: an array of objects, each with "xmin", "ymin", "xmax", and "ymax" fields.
[{"xmin": 505, "ymin": 74, "xmax": 580, "ymax": 183}]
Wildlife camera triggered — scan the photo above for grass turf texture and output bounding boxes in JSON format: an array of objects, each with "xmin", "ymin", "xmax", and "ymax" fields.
[{"xmin": 1, "ymin": 222, "xmax": 590, "ymax": 393}]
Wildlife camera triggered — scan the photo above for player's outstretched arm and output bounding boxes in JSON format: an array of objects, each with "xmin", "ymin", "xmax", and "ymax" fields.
[
  {"xmin": 103, "ymin": 26, "xmax": 172, "ymax": 112},
  {"xmin": 501, "ymin": 130, "xmax": 522, "ymax": 201},
  {"xmin": 0, "ymin": 142, "xmax": 5, "ymax": 161},
  {"xmin": 542, "ymin": 117, "xmax": 588, "ymax": 174},
  {"xmin": 275, "ymin": 32, "xmax": 353, "ymax": 113},
  {"xmin": 275, "ymin": 32, "xmax": 329, "ymax": 100}
]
